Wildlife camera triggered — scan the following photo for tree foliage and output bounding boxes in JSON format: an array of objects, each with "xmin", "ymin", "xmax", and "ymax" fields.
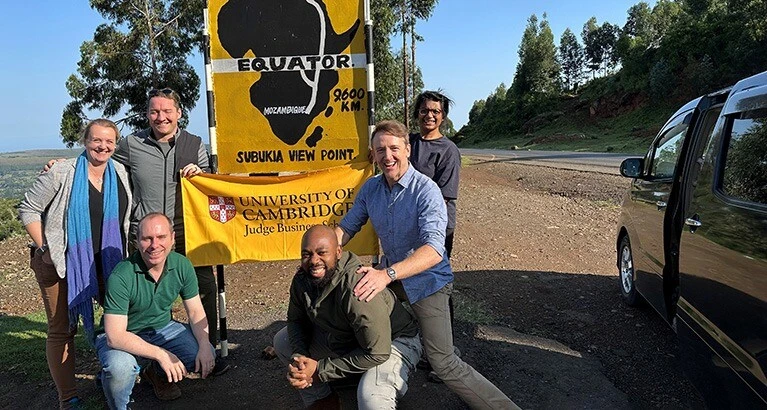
[
  {"xmin": 723, "ymin": 117, "xmax": 767, "ymax": 204},
  {"xmin": 61, "ymin": 0, "xmax": 204, "ymax": 147},
  {"xmin": 581, "ymin": 17, "xmax": 601, "ymax": 76},
  {"xmin": 369, "ymin": 1, "xmax": 400, "ymax": 122},
  {"xmin": 387, "ymin": 0, "xmax": 438, "ymax": 128},
  {"xmin": 582, "ymin": 18, "xmax": 620, "ymax": 77},
  {"xmin": 368, "ymin": 0, "xmax": 429, "ymax": 126},
  {"xmin": 558, "ymin": 28, "xmax": 584, "ymax": 92},
  {"xmin": 0, "ymin": 199, "xmax": 24, "ymax": 241},
  {"xmin": 461, "ymin": 0, "xmax": 767, "ymax": 146},
  {"xmin": 510, "ymin": 14, "xmax": 560, "ymax": 98}
]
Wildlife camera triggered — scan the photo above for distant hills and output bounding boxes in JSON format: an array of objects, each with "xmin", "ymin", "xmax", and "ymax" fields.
[{"xmin": 0, "ymin": 148, "xmax": 80, "ymax": 200}]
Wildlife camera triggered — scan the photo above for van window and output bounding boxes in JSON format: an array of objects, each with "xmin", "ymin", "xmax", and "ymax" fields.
[
  {"xmin": 650, "ymin": 113, "xmax": 690, "ymax": 179},
  {"xmin": 721, "ymin": 108, "xmax": 767, "ymax": 205}
]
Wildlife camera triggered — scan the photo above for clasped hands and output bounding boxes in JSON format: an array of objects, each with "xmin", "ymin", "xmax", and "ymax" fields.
[{"xmin": 287, "ymin": 355, "xmax": 319, "ymax": 389}]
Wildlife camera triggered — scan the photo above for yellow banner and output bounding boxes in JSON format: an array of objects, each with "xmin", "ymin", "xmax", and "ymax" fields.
[
  {"xmin": 181, "ymin": 163, "xmax": 378, "ymax": 266},
  {"xmin": 208, "ymin": 0, "xmax": 370, "ymax": 174}
]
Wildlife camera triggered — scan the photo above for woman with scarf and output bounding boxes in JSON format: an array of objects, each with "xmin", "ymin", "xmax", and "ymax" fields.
[{"xmin": 19, "ymin": 119, "xmax": 131, "ymax": 409}]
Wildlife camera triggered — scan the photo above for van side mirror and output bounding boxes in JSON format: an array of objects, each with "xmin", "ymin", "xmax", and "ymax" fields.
[{"xmin": 620, "ymin": 158, "xmax": 644, "ymax": 178}]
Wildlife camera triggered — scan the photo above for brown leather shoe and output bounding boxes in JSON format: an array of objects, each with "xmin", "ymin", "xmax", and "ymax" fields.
[
  {"xmin": 306, "ymin": 391, "xmax": 341, "ymax": 410},
  {"xmin": 140, "ymin": 365, "xmax": 182, "ymax": 401}
]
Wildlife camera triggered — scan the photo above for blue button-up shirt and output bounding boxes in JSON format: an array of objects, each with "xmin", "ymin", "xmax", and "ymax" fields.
[{"xmin": 340, "ymin": 165, "xmax": 453, "ymax": 303}]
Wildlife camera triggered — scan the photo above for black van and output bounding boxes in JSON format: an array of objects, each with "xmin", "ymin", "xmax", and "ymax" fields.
[{"xmin": 616, "ymin": 70, "xmax": 767, "ymax": 407}]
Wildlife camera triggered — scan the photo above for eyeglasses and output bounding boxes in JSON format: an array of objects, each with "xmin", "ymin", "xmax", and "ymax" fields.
[{"xmin": 418, "ymin": 108, "xmax": 442, "ymax": 116}]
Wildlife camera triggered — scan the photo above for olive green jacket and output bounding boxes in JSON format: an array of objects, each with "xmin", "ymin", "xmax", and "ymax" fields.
[{"xmin": 287, "ymin": 251, "xmax": 419, "ymax": 382}]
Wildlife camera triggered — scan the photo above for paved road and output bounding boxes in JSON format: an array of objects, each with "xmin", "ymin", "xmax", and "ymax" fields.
[{"xmin": 460, "ymin": 148, "xmax": 638, "ymax": 175}]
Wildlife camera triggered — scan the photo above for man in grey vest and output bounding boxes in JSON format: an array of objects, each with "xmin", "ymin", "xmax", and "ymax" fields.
[{"xmin": 112, "ymin": 88, "xmax": 228, "ymax": 375}]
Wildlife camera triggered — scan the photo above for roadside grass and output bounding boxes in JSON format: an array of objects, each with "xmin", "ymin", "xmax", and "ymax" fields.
[
  {"xmin": 461, "ymin": 103, "xmax": 676, "ymax": 154},
  {"xmin": 0, "ymin": 310, "xmax": 97, "ymax": 381},
  {"xmin": 2, "ymin": 309, "xmax": 118, "ymax": 409}
]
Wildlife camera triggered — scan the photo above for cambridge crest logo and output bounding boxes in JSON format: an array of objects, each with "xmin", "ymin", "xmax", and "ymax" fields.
[{"xmin": 209, "ymin": 196, "xmax": 236, "ymax": 223}]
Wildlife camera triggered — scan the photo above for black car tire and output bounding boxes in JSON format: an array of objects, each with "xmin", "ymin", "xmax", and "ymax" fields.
[{"xmin": 619, "ymin": 235, "xmax": 642, "ymax": 306}]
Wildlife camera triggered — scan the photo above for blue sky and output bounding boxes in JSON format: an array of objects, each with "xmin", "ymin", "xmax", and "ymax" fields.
[{"xmin": 0, "ymin": 0, "xmax": 650, "ymax": 153}]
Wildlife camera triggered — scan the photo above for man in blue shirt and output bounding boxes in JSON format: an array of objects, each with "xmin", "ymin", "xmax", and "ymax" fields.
[{"xmin": 337, "ymin": 120, "xmax": 517, "ymax": 409}]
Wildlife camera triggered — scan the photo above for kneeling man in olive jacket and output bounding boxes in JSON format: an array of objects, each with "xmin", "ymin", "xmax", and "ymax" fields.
[{"xmin": 274, "ymin": 225, "xmax": 422, "ymax": 409}]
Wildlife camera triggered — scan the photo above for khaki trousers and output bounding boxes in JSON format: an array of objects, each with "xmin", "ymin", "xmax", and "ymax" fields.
[
  {"xmin": 412, "ymin": 283, "xmax": 520, "ymax": 410},
  {"xmin": 31, "ymin": 251, "xmax": 77, "ymax": 404}
]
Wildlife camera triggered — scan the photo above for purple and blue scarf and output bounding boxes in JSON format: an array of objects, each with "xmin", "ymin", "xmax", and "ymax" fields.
[{"xmin": 66, "ymin": 152, "xmax": 123, "ymax": 340}]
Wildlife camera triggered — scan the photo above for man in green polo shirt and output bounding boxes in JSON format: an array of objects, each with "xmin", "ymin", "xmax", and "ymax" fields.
[{"xmin": 95, "ymin": 212, "xmax": 215, "ymax": 410}]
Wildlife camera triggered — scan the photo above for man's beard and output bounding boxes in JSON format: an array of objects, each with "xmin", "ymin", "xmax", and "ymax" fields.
[{"xmin": 309, "ymin": 265, "xmax": 336, "ymax": 288}]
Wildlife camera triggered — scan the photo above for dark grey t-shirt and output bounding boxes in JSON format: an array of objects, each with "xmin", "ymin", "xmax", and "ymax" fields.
[{"xmin": 409, "ymin": 133, "xmax": 461, "ymax": 229}]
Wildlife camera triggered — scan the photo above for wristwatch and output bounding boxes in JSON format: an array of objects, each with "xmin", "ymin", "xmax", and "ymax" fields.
[
  {"xmin": 385, "ymin": 267, "xmax": 397, "ymax": 281},
  {"xmin": 35, "ymin": 244, "xmax": 49, "ymax": 255}
]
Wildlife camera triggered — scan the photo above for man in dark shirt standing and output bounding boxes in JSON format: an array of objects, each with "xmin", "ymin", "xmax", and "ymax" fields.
[{"xmin": 273, "ymin": 225, "xmax": 422, "ymax": 409}]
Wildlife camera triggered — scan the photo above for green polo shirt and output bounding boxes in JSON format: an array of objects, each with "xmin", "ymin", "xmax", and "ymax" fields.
[{"xmin": 103, "ymin": 251, "xmax": 199, "ymax": 334}]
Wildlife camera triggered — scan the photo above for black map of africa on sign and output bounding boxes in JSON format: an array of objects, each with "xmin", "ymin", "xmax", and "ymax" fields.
[{"xmin": 218, "ymin": 0, "xmax": 360, "ymax": 146}]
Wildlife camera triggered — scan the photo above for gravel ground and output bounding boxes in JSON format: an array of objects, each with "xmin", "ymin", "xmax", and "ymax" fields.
[{"xmin": 0, "ymin": 158, "xmax": 705, "ymax": 409}]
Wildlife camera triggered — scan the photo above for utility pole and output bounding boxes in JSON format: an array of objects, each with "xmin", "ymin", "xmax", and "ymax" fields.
[{"xmin": 401, "ymin": 0, "xmax": 409, "ymax": 129}]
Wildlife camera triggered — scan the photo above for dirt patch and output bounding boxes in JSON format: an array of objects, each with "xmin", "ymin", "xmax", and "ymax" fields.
[{"xmin": 0, "ymin": 160, "xmax": 703, "ymax": 409}]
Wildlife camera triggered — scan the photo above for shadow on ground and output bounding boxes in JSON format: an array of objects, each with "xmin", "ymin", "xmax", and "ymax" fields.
[{"xmin": 0, "ymin": 269, "xmax": 703, "ymax": 409}]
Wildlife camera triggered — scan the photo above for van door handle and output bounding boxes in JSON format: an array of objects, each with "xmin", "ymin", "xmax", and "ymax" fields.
[
  {"xmin": 685, "ymin": 217, "xmax": 702, "ymax": 233},
  {"xmin": 656, "ymin": 201, "xmax": 667, "ymax": 210}
]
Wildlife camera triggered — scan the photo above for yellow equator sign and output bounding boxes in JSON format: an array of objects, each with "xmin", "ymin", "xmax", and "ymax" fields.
[
  {"xmin": 181, "ymin": 163, "xmax": 378, "ymax": 265},
  {"xmin": 207, "ymin": 0, "xmax": 370, "ymax": 174}
]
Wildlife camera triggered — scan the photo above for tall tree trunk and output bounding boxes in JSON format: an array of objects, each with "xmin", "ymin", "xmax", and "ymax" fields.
[
  {"xmin": 141, "ymin": 0, "xmax": 159, "ymax": 86},
  {"xmin": 401, "ymin": 0, "xmax": 409, "ymax": 129}
]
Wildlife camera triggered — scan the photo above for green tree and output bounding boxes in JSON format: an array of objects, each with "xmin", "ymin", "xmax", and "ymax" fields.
[
  {"xmin": 649, "ymin": 58, "xmax": 674, "ymax": 101},
  {"xmin": 648, "ymin": 0, "xmax": 683, "ymax": 51},
  {"xmin": 683, "ymin": 0, "xmax": 718, "ymax": 17},
  {"xmin": 725, "ymin": 0, "xmax": 767, "ymax": 76},
  {"xmin": 461, "ymin": 83, "xmax": 511, "ymax": 141},
  {"xmin": 508, "ymin": 14, "xmax": 560, "ymax": 127},
  {"xmin": 406, "ymin": 0, "xmax": 438, "ymax": 104},
  {"xmin": 393, "ymin": 50, "xmax": 425, "ymax": 131},
  {"xmin": 623, "ymin": 2, "xmax": 653, "ymax": 40},
  {"xmin": 558, "ymin": 28, "xmax": 584, "ymax": 92},
  {"xmin": 616, "ymin": 2, "xmax": 654, "ymax": 90},
  {"xmin": 61, "ymin": 0, "xmax": 204, "ymax": 147},
  {"xmin": 581, "ymin": 17, "xmax": 601, "ymax": 78},
  {"xmin": 468, "ymin": 99, "xmax": 487, "ymax": 124},
  {"xmin": 582, "ymin": 18, "xmax": 620, "ymax": 77},
  {"xmin": 599, "ymin": 22, "xmax": 621, "ymax": 73},
  {"xmin": 389, "ymin": 0, "xmax": 439, "ymax": 127},
  {"xmin": 370, "ymin": 0, "xmax": 400, "ymax": 122},
  {"xmin": 723, "ymin": 118, "xmax": 767, "ymax": 204},
  {"xmin": 372, "ymin": 0, "xmax": 435, "ymax": 125},
  {"xmin": 442, "ymin": 117, "xmax": 457, "ymax": 136},
  {"xmin": 510, "ymin": 14, "xmax": 560, "ymax": 98}
]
